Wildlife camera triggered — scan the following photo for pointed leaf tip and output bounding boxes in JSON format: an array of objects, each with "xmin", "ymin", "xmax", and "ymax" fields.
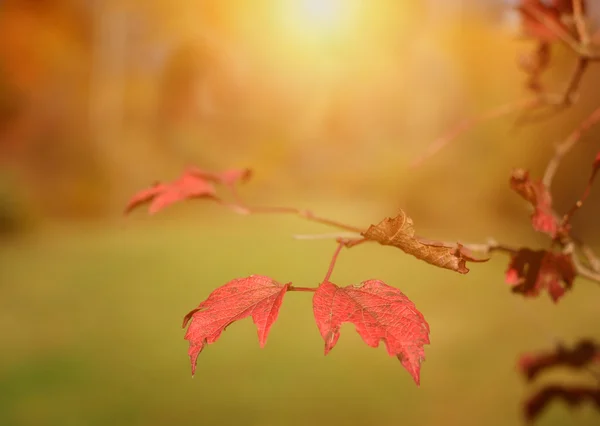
[
  {"xmin": 183, "ymin": 275, "xmax": 290, "ymax": 375},
  {"xmin": 313, "ymin": 280, "xmax": 430, "ymax": 386}
]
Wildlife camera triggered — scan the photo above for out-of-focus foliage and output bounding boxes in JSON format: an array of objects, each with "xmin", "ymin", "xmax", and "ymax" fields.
[{"xmin": 1, "ymin": 2, "xmax": 600, "ymax": 426}]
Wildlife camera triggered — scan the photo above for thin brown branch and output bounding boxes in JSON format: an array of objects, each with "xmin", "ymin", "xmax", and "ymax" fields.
[
  {"xmin": 324, "ymin": 240, "xmax": 345, "ymax": 283},
  {"xmin": 458, "ymin": 239, "xmax": 519, "ymax": 256},
  {"xmin": 564, "ymin": 242, "xmax": 600, "ymax": 284},
  {"xmin": 573, "ymin": 0, "xmax": 591, "ymax": 46},
  {"xmin": 543, "ymin": 105, "xmax": 600, "ymax": 190},
  {"xmin": 561, "ymin": 57, "xmax": 589, "ymax": 105},
  {"xmin": 243, "ymin": 205, "xmax": 364, "ymax": 234},
  {"xmin": 293, "ymin": 232, "xmax": 363, "ymax": 240},
  {"xmin": 572, "ymin": 236, "xmax": 600, "ymax": 272},
  {"xmin": 412, "ymin": 97, "xmax": 539, "ymax": 166},
  {"xmin": 521, "ymin": 2, "xmax": 582, "ymax": 54},
  {"xmin": 561, "ymin": 154, "xmax": 600, "ymax": 226}
]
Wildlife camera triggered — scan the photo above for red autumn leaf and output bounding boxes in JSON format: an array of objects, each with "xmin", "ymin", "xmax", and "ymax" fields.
[
  {"xmin": 361, "ymin": 211, "xmax": 487, "ymax": 274},
  {"xmin": 524, "ymin": 385, "xmax": 600, "ymax": 423},
  {"xmin": 517, "ymin": 0, "xmax": 571, "ymax": 43},
  {"xmin": 510, "ymin": 169, "xmax": 558, "ymax": 237},
  {"xmin": 313, "ymin": 279, "xmax": 430, "ymax": 386},
  {"xmin": 518, "ymin": 340, "xmax": 600, "ymax": 382},
  {"xmin": 182, "ymin": 275, "xmax": 290, "ymax": 376},
  {"xmin": 505, "ymin": 248, "xmax": 575, "ymax": 302},
  {"xmin": 125, "ymin": 168, "xmax": 217, "ymax": 215}
]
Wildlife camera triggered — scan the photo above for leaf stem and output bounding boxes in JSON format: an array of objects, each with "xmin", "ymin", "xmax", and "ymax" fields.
[{"xmin": 323, "ymin": 240, "xmax": 345, "ymax": 283}]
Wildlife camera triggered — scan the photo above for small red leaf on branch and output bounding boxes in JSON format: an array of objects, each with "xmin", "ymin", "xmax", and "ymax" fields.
[
  {"xmin": 312, "ymin": 279, "xmax": 430, "ymax": 386},
  {"xmin": 517, "ymin": 0, "xmax": 571, "ymax": 43},
  {"xmin": 518, "ymin": 339, "xmax": 600, "ymax": 382},
  {"xmin": 510, "ymin": 169, "xmax": 558, "ymax": 237},
  {"xmin": 125, "ymin": 168, "xmax": 217, "ymax": 215},
  {"xmin": 182, "ymin": 275, "xmax": 290, "ymax": 376},
  {"xmin": 361, "ymin": 211, "xmax": 486, "ymax": 274},
  {"xmin": 505, "ymin": 248, "xmax": 575, "ymax": 302}
]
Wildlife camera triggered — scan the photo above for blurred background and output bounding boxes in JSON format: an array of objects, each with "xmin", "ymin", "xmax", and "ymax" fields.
[{"xmin": 1, "ymin": 1, "xmax": 599, "ymax": 425}]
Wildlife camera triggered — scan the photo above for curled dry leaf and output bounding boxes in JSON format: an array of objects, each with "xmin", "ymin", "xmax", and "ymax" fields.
[
  {"xmin": 505, "ymin": 248, "xmax": 575, "ymax": 302},
  {"xmin": 518, "ymin": 339, "xmax": 600, "ymax": 382},
  {"xmin": 182, "ymin": 275, "xmax": 290, "ymax": 376},
  {"xmin": 361, "ymin": 211, "xmax": 487, "ymax": 274},
  {"xmin": 510, "ymin": 169, "xmax": 558, "ymax": 237},
  {"xmin": 125, "ymin": 168, "xmax": 217, "ymax": 215},
  {"xmin": 312, "ymin": 279, "xmax": 430, "ymax": 386}
]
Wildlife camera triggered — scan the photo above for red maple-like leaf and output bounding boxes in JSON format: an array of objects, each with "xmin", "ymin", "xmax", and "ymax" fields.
[
  {"xmin": 510, "ymin": 169, "xmax": 558, "ymax": 237},
  {"xmin": 125, "ymin": 168, "xmax": 217, "ymax": 215},
  {"xmin": 505, "ymin": 248, "xmax": 575, "ymax": 302},
  {"xmin": 312, "ymin": 279, "xmax": 430, "ymax": 386},
  {"xmin": 182, "ymin": 275, "xmax": 290, "ymax": 376}
]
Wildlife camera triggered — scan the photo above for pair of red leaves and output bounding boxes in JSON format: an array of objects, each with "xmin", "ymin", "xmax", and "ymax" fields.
[
  {"xmin": 182, "ymin": 275, "xmax": 430, "ymax": 386},
  {"xmin": 518, "ymin": 340, "xmax": 600, "ymax": 422}
]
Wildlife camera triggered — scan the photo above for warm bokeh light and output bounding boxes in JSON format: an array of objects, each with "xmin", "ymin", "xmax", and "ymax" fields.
[
  {"xmin": 296, "ymin": 0, "xmax": 343, "ymax": 29},
  {"xmin": 279, "ymin": 0, "xmax": 361, "ymax": 42}
]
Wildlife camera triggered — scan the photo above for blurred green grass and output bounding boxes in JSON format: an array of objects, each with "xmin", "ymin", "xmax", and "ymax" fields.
[{"xmin": 1, "ymin": 206, "xmax": 599, "ymax": 426}]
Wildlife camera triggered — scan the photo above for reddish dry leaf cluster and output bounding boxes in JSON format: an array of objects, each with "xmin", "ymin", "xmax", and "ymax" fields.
[
  {"xmin": 505, "ymin": 249, "xmax": 575, "ymax": 302},
  {"xmin": 516, "ymin": 0, "xmax": 587, "ymax": 91},
  {"xmin": 124, "ymin": 144, "xmax": 598, "ymax": 391},
  {"xmin": 510, "ymin": 169, "xmax": 558, "ymax": 238},
  {"xmin": 518, "ymin": 340, "xmax": 600, "ymax": 421}
]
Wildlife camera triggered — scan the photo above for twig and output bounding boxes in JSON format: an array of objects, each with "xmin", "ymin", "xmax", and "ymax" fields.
[
  {"xmin": 561, "ymin": 57, "xmax": 589, "ymax": 105},
  {"xmin": 573, "ymin": 0, "xmax": 591, "ymax": 46},
  {"xmin": 412, "ymin": 97, "xmax": 539, "ymax": 166},
  {"xmin": 521, "ymin": 2, "xmax": 582, "ymax": 55},
  {"xmin": 572, "ymin": 236, "xmax": 600, "ymax": 272},
  {"xmin": 244, "ymin": 205, "xmax": 364, "ymax": 234},
  {"xmin": 460, "ymin": 240, "xmax": 518, "ymax": 256},
  {"xmin": 543, "ymin": 105, "xmax": 600, "ymax": 190},
  {"xmin": 561, "ymin": 154, "xmax": 600, "ymax": 226},
  {"xmin": 324, "ymin": 241, "xmax": 345, "ymax": 283},
  {"xmin": 564, "ymin": 242, "xmax": 600, "ymax": 284},
  {"xmin": 293, "ymin": 232, "xmax": 363, "ymax": 240}
]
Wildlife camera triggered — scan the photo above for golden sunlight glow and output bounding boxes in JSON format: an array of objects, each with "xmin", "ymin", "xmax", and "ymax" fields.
[
  {"xmin": 279, "ymin": 0, "xmax": 361, "ymax": 42},
  {"xmin": 298, "ymin": 0, "xmax": 342, "ymax": 28}
]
